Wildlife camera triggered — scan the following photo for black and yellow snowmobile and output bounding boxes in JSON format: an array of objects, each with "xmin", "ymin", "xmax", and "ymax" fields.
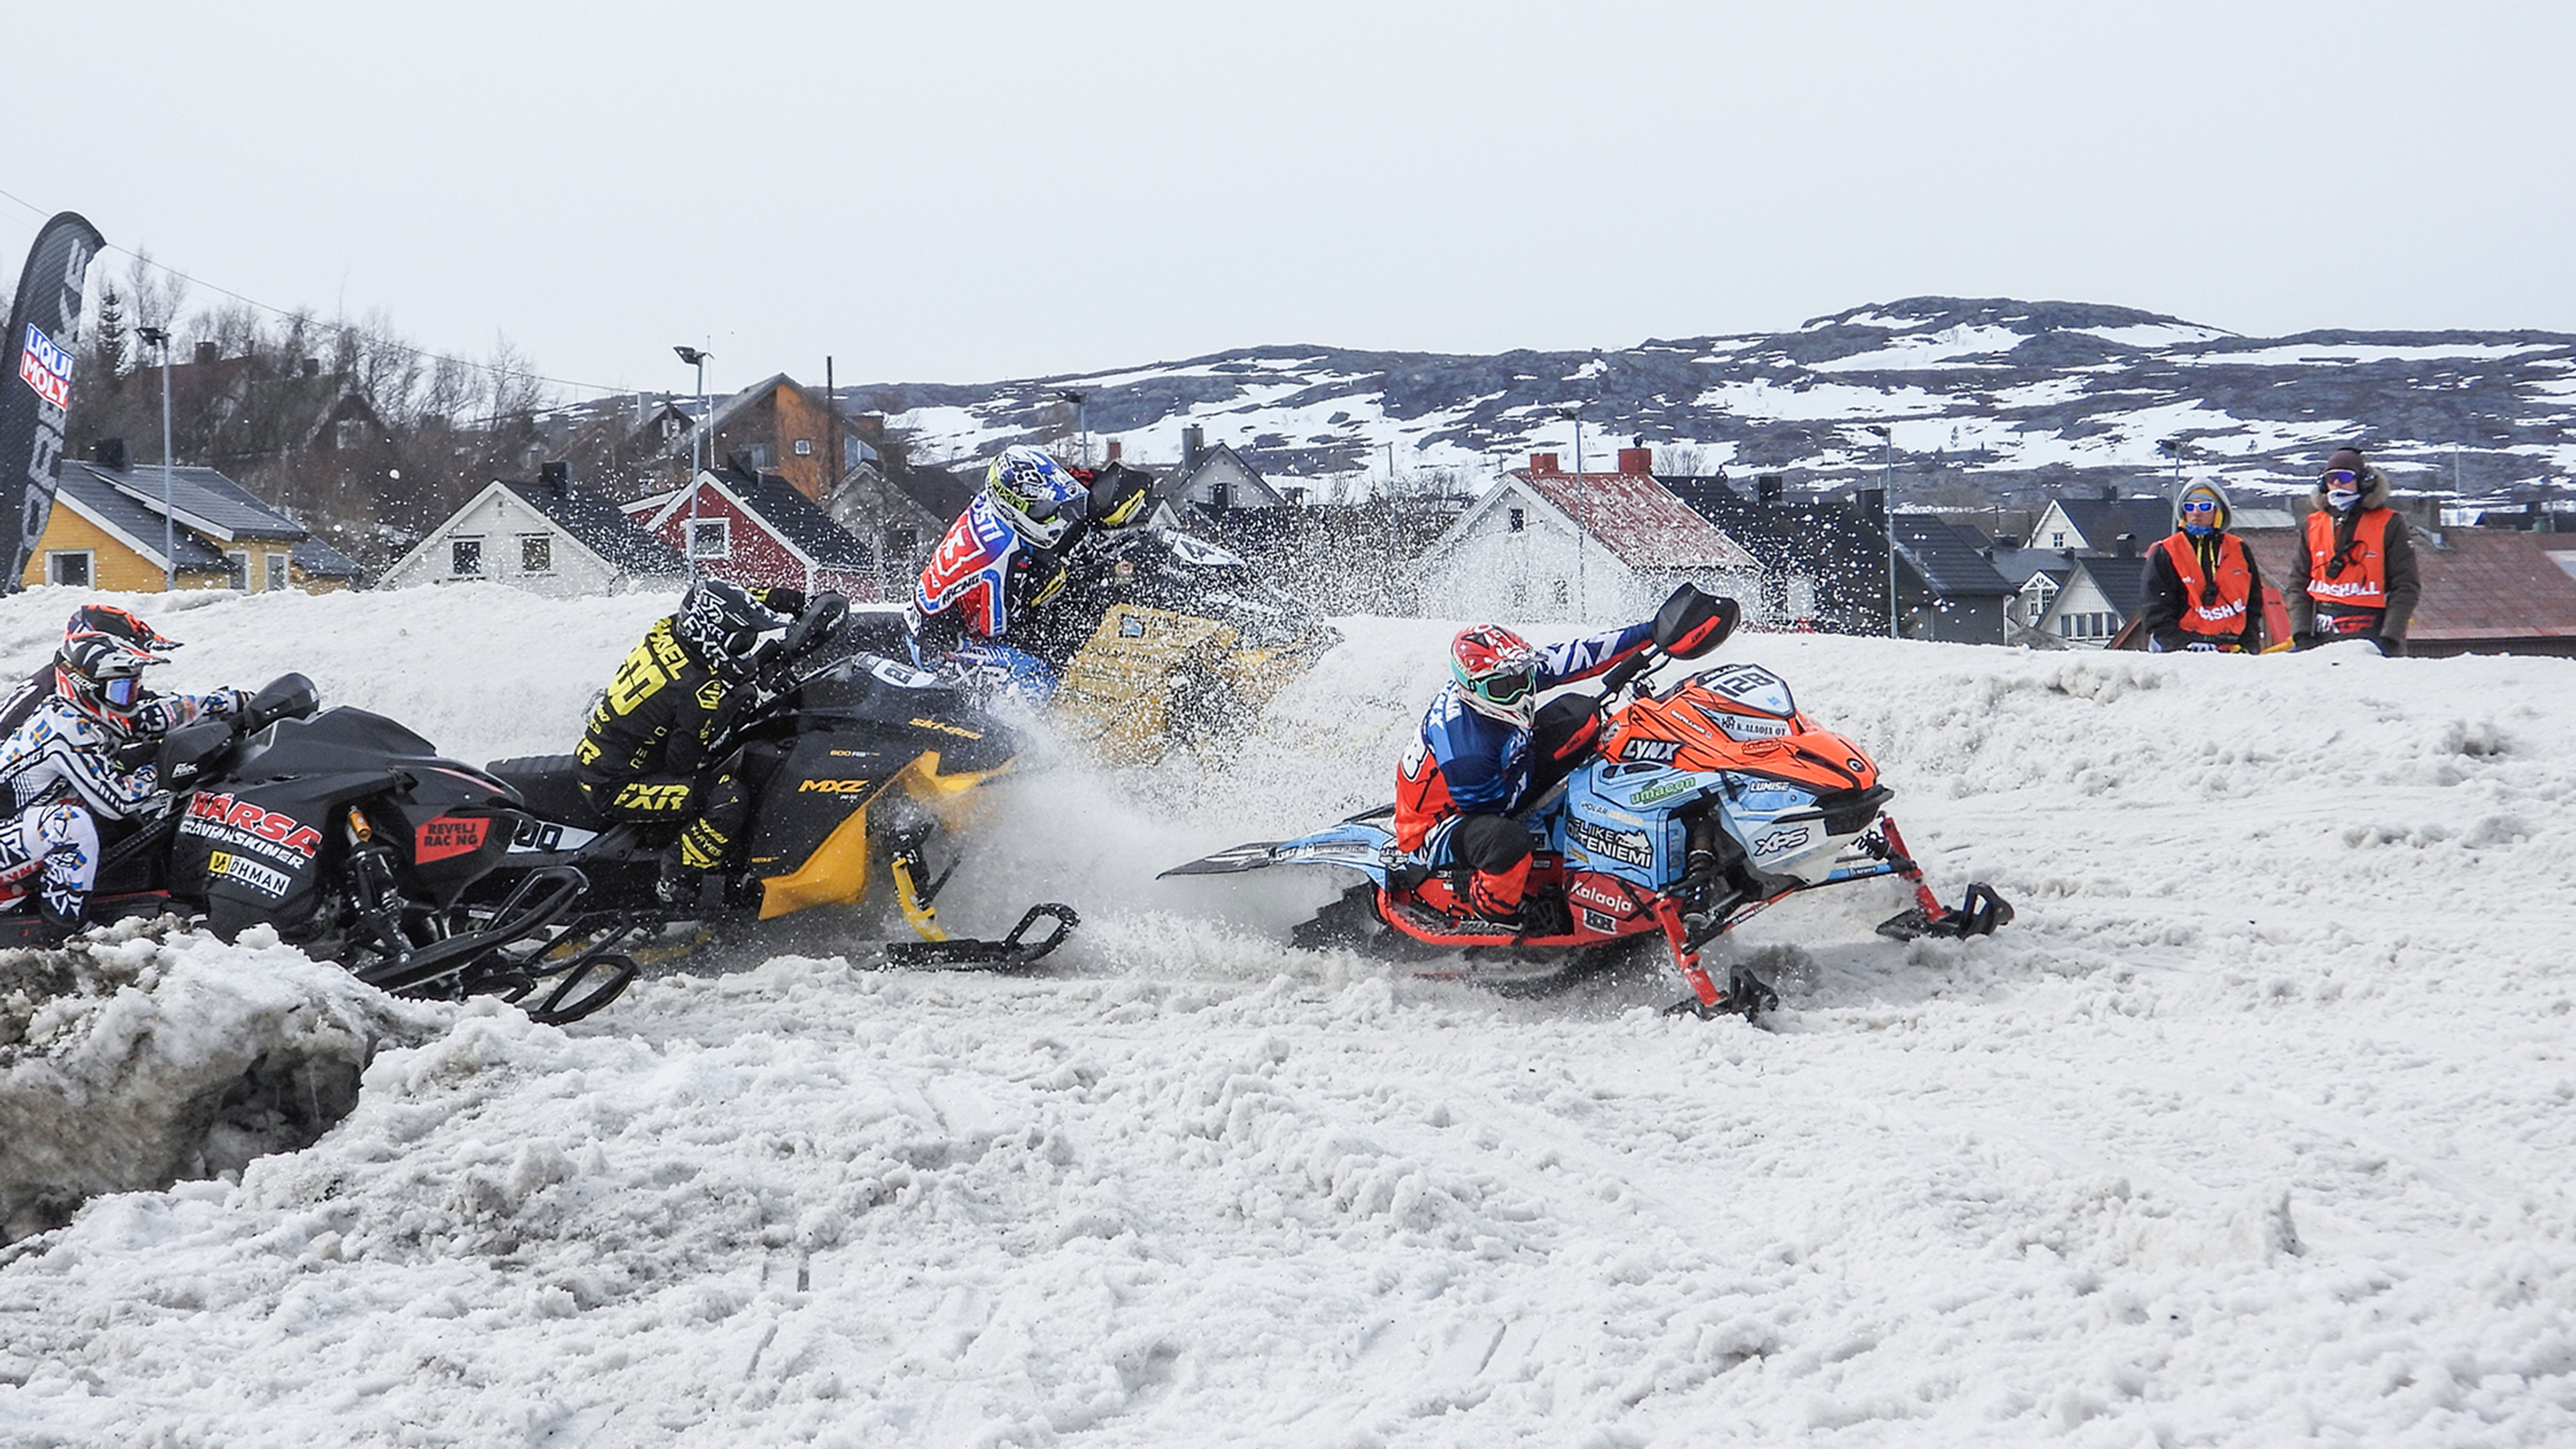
[{"xmin": 471, "ymin": 598, "xmax": 1076, "ymax": 978}]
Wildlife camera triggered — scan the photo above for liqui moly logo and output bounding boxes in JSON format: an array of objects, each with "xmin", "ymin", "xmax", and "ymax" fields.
[{"xmin": 18, "ymin": 325, "xmax": 72, "ymax": 411}]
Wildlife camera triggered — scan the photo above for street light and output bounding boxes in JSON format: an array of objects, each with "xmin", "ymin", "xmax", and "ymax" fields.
[
  {"xmin": 1057, "ymin": 389, "xmax": 1089, "ymax": 468},
  {"xmin": 1560, "ymin": 404, "xmax": 1586, "ymax": 620},
  {"xmin": 1867, "ymin": 425, "xmax": 1895, "ymax": 638},
  {"xmin": 135, "ymin": 325, "xmax": 176, "ymax": 589},
  {"xmin": 2159, "ymin": 437, "xmax": 2187, "ymax": 488},
  {"xmin": 674, "ymin": 345, "xmax": 710, "ymax": 582}
]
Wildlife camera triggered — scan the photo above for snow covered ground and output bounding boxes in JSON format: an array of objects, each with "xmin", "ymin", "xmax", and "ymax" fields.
[{"xmin": 4, "ymin": 582, "xmax": 2575, "ymax": 1446}]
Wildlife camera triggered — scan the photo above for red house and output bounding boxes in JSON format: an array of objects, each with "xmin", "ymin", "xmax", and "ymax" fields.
[{"xmin": 626, "ymin": 461, "xmax": 880, "ymax": 600}]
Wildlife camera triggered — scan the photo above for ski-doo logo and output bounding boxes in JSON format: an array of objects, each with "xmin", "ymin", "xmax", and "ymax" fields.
[
  {"xmin": 17, "ymin": 325, "xmax": 72, "ymax": 411},
  {"xmin": 908, "ymin": 717, "xmax": 982, "ymax": 740},
  {"xmin": 1567, "ymin": 820, "xmax": 1653, "ymax": 870},
  {"xmin": 799, "ymin": 778, "xmax": 871, "ymax": 793},
  {"xmin": 184, "ymin": 793, "xmax": 323, "ymax": 858},
  {"xmin": 1566, "ymin": 876, "xmax": 1639, "ymax": 918},
  {"xmin": 206, "ymin": 849, "xmax": 292, "ymax": 899},
  {"xmin": 1755, "ymin": 824, "xmax": 1816, "ymax": 858},
  {"xmin": 1620, "ymin": 738, "xmax": 1681, "ymax": 765},
  {"xmin": 414, "ymin": 816, "xmax": 490, "ymax": 864}
]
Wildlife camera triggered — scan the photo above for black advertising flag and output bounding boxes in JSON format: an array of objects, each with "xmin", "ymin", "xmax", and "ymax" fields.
[{"xmin": 1, "ymin": 212, "xmax": 106, "ymax": 593}]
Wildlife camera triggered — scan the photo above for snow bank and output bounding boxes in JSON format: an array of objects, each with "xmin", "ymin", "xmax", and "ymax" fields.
[{"xmin": 0, "ymin": 584, "xmax": 2571, "ymax": 1444}]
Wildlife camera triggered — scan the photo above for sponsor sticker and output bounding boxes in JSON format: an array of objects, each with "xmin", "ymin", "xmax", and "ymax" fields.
[
  {"xmin": 1581, "ymin": 908, "xmax": 1620, "ymax": 934},
  {"xmin": 206, "ymin": 848, "xmax": 293, "ymax": 899},
  {"xmin": 1566, "ymin": 875, "xmax": 1640, "ymax": 918},
  {"xmin": 1567, "ymin": 819, "xmax": 1654, "ymax": 870},
  {"xmin": 1754, "ymin": 824, "xmax": 1817, "ymax": 858},
  {"xmin": 1619, "ymin": 737, "xmax": 1681, "ymax": 765},
  {"xmin": 414, "ymin": 816, "xmax": 491, "ymax": 864},
  {"xmin": 180, "ymin": 792, "xmax": 322, "ymax": 862},
  {"xmin": 1631, "ymin": 776, "xmax": 1696, "ymax": 806}
]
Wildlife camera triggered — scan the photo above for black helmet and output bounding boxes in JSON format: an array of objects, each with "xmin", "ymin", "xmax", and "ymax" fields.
[
  {"xmin": 673, "ymin": 579, "xmax": 793, "ymax": 677},
  {"xmin": 57, "ymin": 605, "xmax": 178, "ymax": 734}
]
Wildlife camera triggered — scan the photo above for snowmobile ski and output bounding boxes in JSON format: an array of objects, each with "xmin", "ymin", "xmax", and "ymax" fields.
[{"xmin": 880, "ymin": 902, "xmax": 1079, "ymax": 971}]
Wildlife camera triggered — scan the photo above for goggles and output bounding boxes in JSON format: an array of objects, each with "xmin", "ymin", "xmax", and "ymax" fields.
[
  {"xmin": 2321, "ymin": 469, "xmax": 2359, "ymax": 487},
  {"xmin": 101, "ymin": 676, "xmax": 144, "ymax": 708},
  {"xmin": 1471, "ymin": 667, "xmax": 1537, "ymax": 708},
  {"xmin": 2179, "ymin": 499, "xmax": 2218, "ymax": 515}
]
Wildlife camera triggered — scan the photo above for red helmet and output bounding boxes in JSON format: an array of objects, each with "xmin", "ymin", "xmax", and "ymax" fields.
[{"xmin": 1450, "ymin": 624, "xmax": 1539, "ymax": 727}]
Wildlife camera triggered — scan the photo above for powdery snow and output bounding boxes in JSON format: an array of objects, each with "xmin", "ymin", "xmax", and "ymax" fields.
[{"xmin": 1, "ymin": 585, "xmax": 2573, "ymax": 1446}]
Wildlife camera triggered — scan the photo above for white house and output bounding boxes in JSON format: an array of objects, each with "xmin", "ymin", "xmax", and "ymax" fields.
[
  {"xmin": 1416, "ymin": 449, "xmax": 1762, "ymax": 624},
  {"xmin": 382, "ymin": 466, "xmax": 686, "ymax": 596},
  {"xmin": 2031, "ymin": 555, "xmax": 2147, "ymax": 649}
]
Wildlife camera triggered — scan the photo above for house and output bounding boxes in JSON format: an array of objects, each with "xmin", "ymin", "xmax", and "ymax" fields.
[
  {"xmin": 2028, "ymin": 489, "xmax": 2175, "ymax": 555},
  {"xmin": 1417, "ymin": 448, "xmax": 1761, "ymax": 622},
  {"xmin": 678, "ymin": 375, "xmax": 869, "ymax": 504},
  {"xmin": 2032, "ymin": 552, "xmax": 2151, "ymax": 648},
  {"xmin": 630, "ymin": 460, "xmax": 880, "ymax": 600},
  {"xmin": 22, "ymin": 444, "xmax": 355, "ymax": 594},
  {"xmin": 379, "ymin": 463, "xmax": 686, "ymax": 596},
  {"xmin": 1159, "ymin": 426, "xmax": 1291, "ymax": 517},
  {"xmin": 823, "ymin": 441, "xmax": 977, "ymax": 601},
  {"xmin": 1891, "ymin": 516, "xmax": 2020, "ymax": 644}
]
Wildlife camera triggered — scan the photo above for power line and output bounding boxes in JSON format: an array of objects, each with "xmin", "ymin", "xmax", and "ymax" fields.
[{"xmin": 0, "ymin": 183, "xmax": 637, "ymax": 402}]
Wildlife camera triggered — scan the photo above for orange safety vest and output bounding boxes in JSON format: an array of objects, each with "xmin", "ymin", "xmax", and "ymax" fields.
[
  {"xmin": 2304, "ymin": 507, "xmax": 2392, "ymax": 609},
  {"xmin": 2157, "ymin": 532, "xmax": 2255, "ymax": 640}
]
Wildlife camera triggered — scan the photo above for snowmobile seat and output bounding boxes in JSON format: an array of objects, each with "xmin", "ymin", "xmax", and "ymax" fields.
[{"xmin": 484, "ymin": 755, "xmax": 607, "ymax": 829}]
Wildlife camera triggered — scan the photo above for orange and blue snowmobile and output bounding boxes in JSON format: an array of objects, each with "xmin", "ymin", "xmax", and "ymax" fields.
[{"xmin": 1164, "ymin": 587, "xmax": 2010, "ymax": 1019}]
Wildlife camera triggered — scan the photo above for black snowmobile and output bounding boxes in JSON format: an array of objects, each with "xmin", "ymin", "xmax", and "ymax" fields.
[
  {"xmin": 470, "ymin": 594, "xmax": 1076, "ymax": 981},
  {"xmin": 0, "ymin": 674, "xmax": 632, "ymax": 1025}
]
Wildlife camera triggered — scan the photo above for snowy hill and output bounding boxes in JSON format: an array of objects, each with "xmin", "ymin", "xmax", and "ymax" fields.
[
  {"xmin": 3, "ymin": 582, "xmax": 2575, "ymax": 1444},
  {"xmin": 838, "ymin": 297, "xmax": 2576, "ymax": 502}
]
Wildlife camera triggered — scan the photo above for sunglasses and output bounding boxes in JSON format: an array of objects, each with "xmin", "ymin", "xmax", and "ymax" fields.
[
  {"xmin": 2180, "ymin": 500, "xmax": 2218, "ymax": 515},
  {"xmin": 2321, "ymin": 470, "xmax": 2359, "ymax": 487}
]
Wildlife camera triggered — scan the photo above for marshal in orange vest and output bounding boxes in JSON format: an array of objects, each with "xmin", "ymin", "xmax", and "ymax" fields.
[
  {"xmin": 2303, "ymin": 507, "xmax": 2393, "ymax": 611},
  {"xmin": 2154, "ymin": 532, "xmax": 2257, "ymax": 643}
]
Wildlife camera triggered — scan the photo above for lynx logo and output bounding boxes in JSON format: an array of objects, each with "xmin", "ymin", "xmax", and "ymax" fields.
[
  {"xmin": 17, "ymin": 326, "xmax": 71, "ymax": 411},
  {"xmin": 1619, "ymin": 737, "xmax": 1681, "ymax": 765},
  {"xmin": 1755, "ymin": 824, "xmax": 1816, "ymax": 858},
  {"xmin": 206, "ymin": 849, "xmax": 292, "ymax": 899},
  {"xmin": 1567, "ymin": 819, "xmax": 1653, "ymax": 870}
]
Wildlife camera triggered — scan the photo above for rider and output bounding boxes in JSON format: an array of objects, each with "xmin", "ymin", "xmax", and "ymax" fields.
[
  {"xmin": 911, "ymin": 444, "xmax": 1150, "ymax": 684},
  {"xmin": 1396, "ymin": 615, "xmax": 1695, "ymax": 928},
  {"xmin": 575, "ymin": 578, "xmax": 803, "ymax": 905},
  {"xmin": 0, "ymin": 606, "xmax": 248, "ymax": 939}
]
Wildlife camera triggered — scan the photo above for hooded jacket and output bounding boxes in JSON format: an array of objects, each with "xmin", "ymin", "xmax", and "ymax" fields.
[
  {"xmin": 2138, "ymin": 480, "xmax": 2265, "ymax": 652},
  {"xmin": 2282, "ymin": 462, "xmax": 2420, "ymax": 647}
]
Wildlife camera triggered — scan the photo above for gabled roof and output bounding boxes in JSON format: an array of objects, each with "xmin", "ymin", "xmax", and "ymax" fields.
[
  {"xmin": 2072, "ymin": 552, "xmax": 2153, "ymax": 618},
  {"xmin": 1893, "ymin": 517, "xmax": 2017, "ymax": 599},
  {"xmin": 293, "ymin": 536, "xmax": 366, "ymax": 580},
  {"xmin": 86, "ymin": 460, "xmax": 306, "ymax": 542},
  {"xmin": 1512, "ymin": 468, "xmax": 1758, "ymax": 571},
  {"xmin": 53, "ymin": 464, "xmax": 228, "ymax": 571},
  {"xmin": 498, "ymin": 478, "xmax": 687, "ymax": 577},
  {"xmin": 2046, "ymin": 495, "xmax": 2172, "ymax": 552},
  {"xmin": 654, "ymin": 466, "xmax": 874, "ymax": 571}
]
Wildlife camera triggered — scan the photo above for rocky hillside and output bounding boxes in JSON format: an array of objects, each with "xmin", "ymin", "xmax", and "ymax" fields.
[{"xmin": 837, "ymin": 298, "xmax": 2576, "ymax": 507}]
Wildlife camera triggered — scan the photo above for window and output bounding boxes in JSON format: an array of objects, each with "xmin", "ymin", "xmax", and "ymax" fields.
[
  {"xmin": 689, "ymin": 517, "xmax": 730, "ymax": 559},
  {"xmin": 661, "ymin": 416, "xmax": 683, "ymax": 442},
  {"xmin": 266, "ymin": 552, "xmax": 290, "ymax": 593},
  {"xmin": 843, "ymin": 436, "xmax": 865, "ymax": 469},
  {"xmin": 520, "ymin": 535, "xmax": 553, "ymax": 574},
  {"xmin": 1511, "ymin": 581, "xmax": 1528, "ymax": 608},
  {"xmin": 2048, "ymin": 531, "xmax": 2066, "ymax": 549},
  {"xmin": 743, "ymin": 444, "xmax": 771, "ymax": 469},
  {"xmin": 44, "ymin": 551, "xmax": 90, "ymax": 587},
  {"xmin": 1550, "ymin": 579, "xmax": 1569, "ymax": 606},
  {"xmin": 2057, "ymin": 615, "xmax": 2072, "ymax": 638},
  {"xmin": 1210, "ymin": 483, "xmax": 1229, "ymax": 508},
  {"xmin": 885, "ymin": 526, "xmax": 919, "ymax": 560},
  {"xmin": 450, "ymin": 538, "xmax": 484, "ymax": 577},
  {"xmin": 793, "ymin": 438, "xmax": 814, "ymax": 457},
  {"xmin": 1507, "ymin": 507, "xmax": 1525, "ymax": 533},
  {"xmin": 227, "ymin": 551, "xmax": 251, "ymax": 590},
  {"xmin": 334, "ymin": 418, "xmax": 367, "ymax": 450}
]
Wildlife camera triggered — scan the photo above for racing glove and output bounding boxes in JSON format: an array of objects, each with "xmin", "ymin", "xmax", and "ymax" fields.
[{"xmin": 2184, "ymin": 642, "xmax": 2221, "ymax": 653}]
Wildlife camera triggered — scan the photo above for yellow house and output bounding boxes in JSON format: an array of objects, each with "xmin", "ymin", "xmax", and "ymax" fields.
[{"xmin": 21, "ymin": 457, "xmax": 361, "ymax": 594}]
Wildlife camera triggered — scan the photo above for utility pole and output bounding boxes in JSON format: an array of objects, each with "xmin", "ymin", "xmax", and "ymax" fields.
[
  {"xmin": 824, "ymin": 355, "xmax": 836, "ymax": 506},
  {"xmin": 1868, "ymin": 425, "xmax": 1895, "ymax": 638},
  {"xmin": 1057, "ymin": 390, "xmax": 1089, "ymax": 468},
  {"xmin": 674, "ymin": 345, "xmax": 710, "ymax": 582},
  {"xmin": 136, "ymin": 326, "xmax": 176, "ymax": 588},
  {"xmin": 1561, "ymin": 405, "xmax": 1586, "ymax": 621}
]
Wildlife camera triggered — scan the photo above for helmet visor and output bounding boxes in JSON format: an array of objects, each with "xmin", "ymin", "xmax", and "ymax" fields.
[{"xmin": 1472, "ymin": 666, "xmax": 1537, "ymax": 709}]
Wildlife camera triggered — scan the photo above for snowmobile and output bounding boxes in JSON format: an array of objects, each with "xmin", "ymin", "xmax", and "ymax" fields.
[
  {"xmin": 938, "ymin": 465, "xmax": 1342, "ymax": 761},
  {"xmin": 1163, "ymin": 586, "xmax": 2012, "ymax": 1020},
  {"xmin": 0, "ymin": 674, "xmax": 636, "ymax": 1025},
  {"xmin": 473, "ymin": 594, "xmax": 1077, "ymax": 985}
]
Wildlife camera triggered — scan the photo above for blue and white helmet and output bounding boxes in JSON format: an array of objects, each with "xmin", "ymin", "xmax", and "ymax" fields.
[{"xmin": 983, "ymin": 446, "xmax": 1087, "ymax": 549}]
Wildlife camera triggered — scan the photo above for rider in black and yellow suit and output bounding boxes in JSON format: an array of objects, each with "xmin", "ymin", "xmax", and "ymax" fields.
[{"xmin": 577, "ymin": 580, "xmax": 802, "ymax": 904}]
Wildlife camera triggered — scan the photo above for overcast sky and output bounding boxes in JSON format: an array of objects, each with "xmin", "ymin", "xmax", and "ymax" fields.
[{"xmin": 8, "ymin": 1, "xmax": 2571, "ymax": 402}]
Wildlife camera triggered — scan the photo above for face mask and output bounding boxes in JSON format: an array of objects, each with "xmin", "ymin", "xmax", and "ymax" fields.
[{"xmin": 2327, "ymin": 487, "xmax": 2361, "ymax": 511}]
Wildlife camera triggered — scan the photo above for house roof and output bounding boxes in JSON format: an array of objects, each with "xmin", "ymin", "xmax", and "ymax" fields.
[
  {"xmin": 2047, "ymin": 496, "xmax": 2173, "ymax": 552},
  {"xmin": 659, "ymin": 466, "xmax": 874, "ymax": 571},
  {"xmin": 293, "ymin": 536, "xmax": 366, "ymax": 579},
  {"xmin": 499, "ymin": 478, "xmax": 688, "ymax": 577},
  {"xmin": 1894, "ymin": 517, "xmax": 2017, "ymax": 599},
  {"xmin": 54, "ymin": 464, "xmax": 228, "ymax": 571},
  {"xmin": 2073, "ymin": 553, "xmax": 2154, "ymax": 619},
  {"xmin": 86, "ymin": 460, "xmax": 307, "ymax": 542},
  {"xmin": 1512, "ymin": 468, "xmax": 1758, "ymax": 572}
]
